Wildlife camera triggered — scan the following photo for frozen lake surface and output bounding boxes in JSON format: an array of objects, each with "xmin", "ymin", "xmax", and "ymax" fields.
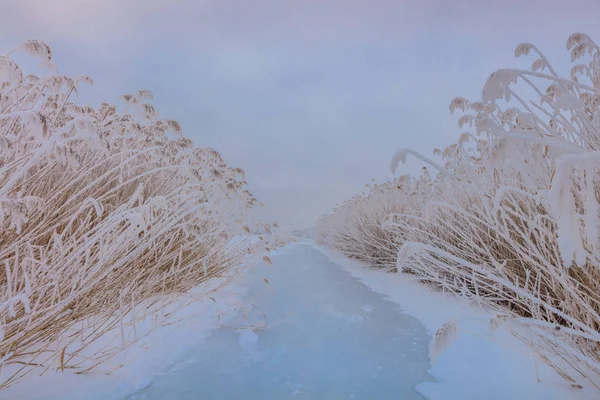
[{"xmin": 125, "ymin": 242, "xmax": 433, "ymax": 399}]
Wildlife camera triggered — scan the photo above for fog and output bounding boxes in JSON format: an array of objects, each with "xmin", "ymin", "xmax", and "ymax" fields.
[{"xmin": 1, "ymin": 0, "xmax": 597, "ymax": 228}]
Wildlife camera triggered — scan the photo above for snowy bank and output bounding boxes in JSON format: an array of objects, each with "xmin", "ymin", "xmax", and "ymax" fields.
[
  {"xmin": 312, "ymin": 241, "xmax": 597, "ymax": 400},
  {"xmin": 0, "ymin": 269, "xmax": 251, "ymax": 400}
]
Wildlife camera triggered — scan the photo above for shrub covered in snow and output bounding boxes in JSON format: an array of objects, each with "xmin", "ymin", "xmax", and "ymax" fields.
[
  {"xmin": 318, "ymin": 33, "xmax": 600, "ymax": 390},
  {"xmin": 0, "ymin": 41, "xmax": 280, "ymax": 389}
]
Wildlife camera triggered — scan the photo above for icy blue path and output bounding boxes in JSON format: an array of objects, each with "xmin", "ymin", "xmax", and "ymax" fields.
[{"xmin": 125, "ymin": 242, "xmax": 433, "ymax": 400}]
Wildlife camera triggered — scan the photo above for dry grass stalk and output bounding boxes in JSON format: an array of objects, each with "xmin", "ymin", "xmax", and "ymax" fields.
[
  {"xmin": 318, "ymin": 33, "xmax": 600, "ymax": 390},
  {"xmin": 0, "ymin": 41, "xmax": 287, "ymax": 390}
]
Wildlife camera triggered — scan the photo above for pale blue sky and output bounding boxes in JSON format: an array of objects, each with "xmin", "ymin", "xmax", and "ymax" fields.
[{"xmin": 1, "ymin": 0, "xmax": 598, "ymax": 228}]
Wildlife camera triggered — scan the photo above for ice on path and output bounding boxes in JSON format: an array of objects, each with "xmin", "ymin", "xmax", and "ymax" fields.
[{"xmin": 124, "ymin": 243, "xmax": 433, "ymax": 399}]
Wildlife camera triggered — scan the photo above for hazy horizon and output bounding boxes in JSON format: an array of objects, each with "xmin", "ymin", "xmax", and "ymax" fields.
[{"xmin": 1, "ymin": 0, "xmax": 598, "ymax": 229}]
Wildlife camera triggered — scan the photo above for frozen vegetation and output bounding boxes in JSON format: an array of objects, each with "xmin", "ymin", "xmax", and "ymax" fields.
[
  {"xmin": 2, "ymin": 31, "xmax": 600, "ymax": 400},
  {"xmin": 0, "ymin": 41, "xmax": 282, "ymax": 391},
  {"xmin": 318, "ymin": 33, "xmax": 600, "ymax": 393}
]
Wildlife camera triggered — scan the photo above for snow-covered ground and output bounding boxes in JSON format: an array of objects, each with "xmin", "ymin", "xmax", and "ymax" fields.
[
  {"xmin": 124, "ymin": 241, "xmax": 432, "ymax": 399},
  {"xmin": 3, "ymin": 240, "xmax": 597, "ymax": 400},
  {"xmin": 0, "ymin": 270, "xmax": 252, "ymax": 400}
]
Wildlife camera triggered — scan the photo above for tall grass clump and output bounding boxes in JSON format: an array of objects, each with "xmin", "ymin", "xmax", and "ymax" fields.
[
  {"xmin": 0, "ymin": 41, "xmax": 279, "ymax": 389},
  {"xmin": 317, "ymin": 33, "xmax": 600, "ymax": 389}
]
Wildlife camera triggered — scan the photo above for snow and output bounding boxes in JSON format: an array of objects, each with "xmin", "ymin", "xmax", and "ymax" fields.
[
  {"xmin": 2, "ymin": 240, "xmax": 598, "ymax": 400},
  {"xmin": 122, "ymin": 241, "xmax": 432, "ymax": 399},
  {"xmin": 312, "ymin": 241, "xmax": 598, "ymax": 400},
  {"xmin": 0, "ymin": 269, "xmax": 251, "ymax": 400}
]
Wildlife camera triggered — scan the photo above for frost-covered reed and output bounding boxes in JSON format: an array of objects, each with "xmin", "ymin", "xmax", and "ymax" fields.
[
  {"xmin": 0, "ymin": 41, "xmax": 281, "ymax": 389},
  {"xmin": 318, "ymin": 33, "xmax": 600, "ymax": 389}
]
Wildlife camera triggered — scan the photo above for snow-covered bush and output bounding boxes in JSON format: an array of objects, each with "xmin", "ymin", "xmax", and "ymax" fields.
[
  {"xmin": 318, "ymin": 33, "xmax": 600, "ymax": 389},
  {"xmin": 0, "ymin": 41, "xmax": 278, "ymax": 389}
]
